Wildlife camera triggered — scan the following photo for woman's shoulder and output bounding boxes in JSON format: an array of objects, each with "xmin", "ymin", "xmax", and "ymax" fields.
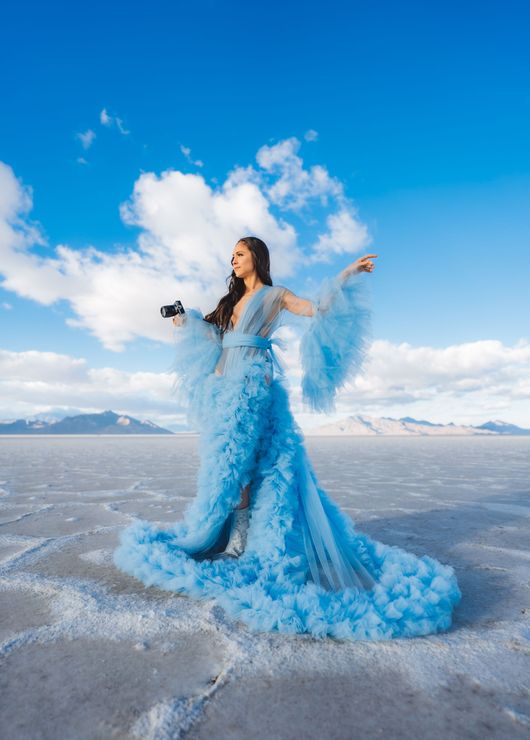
[
  {"xmin": 266, "ymin": 284, "xmax": 291, "ymax": 307},
  {"xmin": 269, "ymin": 284, "xmax": 290, "ymax": 297}
]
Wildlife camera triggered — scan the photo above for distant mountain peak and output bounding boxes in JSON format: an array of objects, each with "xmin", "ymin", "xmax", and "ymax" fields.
[
  {"xmin": 397, "ymin": 416, "xmax": 441, "ymax": 427},
  {"xmin": 475, "ymin": 420, "xmax": 529, "ymax": 435}
]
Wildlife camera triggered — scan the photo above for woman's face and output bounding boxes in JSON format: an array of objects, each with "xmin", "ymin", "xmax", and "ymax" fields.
[{"xmin": 231, "ymin": 242, "xmax": 255, "ymax": 279}]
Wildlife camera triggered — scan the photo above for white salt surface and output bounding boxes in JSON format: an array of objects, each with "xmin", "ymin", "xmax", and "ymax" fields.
[{"xmin": 0, "ymin": 435, "xmax": 529, "ymax": 739}]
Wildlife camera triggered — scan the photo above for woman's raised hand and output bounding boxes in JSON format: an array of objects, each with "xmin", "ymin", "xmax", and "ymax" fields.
[
  {"xmin": 340, "ymin": 253, "xmax": 378, "ymax": 281},
  {"xmin": 172, "ymin": 315, "xmax": 186, "ymax": 327}
]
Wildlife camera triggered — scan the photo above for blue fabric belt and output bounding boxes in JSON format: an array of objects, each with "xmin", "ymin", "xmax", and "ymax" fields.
[{"xmin": 222, "ymin": 331, "xmax": 286, "ymax": 376}]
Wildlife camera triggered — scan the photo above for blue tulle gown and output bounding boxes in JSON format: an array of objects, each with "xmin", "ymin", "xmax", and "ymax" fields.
[{"xmin": 114, "ymin": 272, "xmax": 461, "ymax": 640}]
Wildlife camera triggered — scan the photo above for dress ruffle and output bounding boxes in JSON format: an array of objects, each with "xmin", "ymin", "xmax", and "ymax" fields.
[
  {"xmin": 169, "ymin": 308, "xmax": 222, "ymax": 421},
  {"xmin": 300, "ymin": 272, "xmax": 372, "ymax": 412}
]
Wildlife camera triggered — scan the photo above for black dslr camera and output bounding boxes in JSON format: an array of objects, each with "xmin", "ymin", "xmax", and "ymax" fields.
[{"xmin": 160, "ymin": 300, "xmax": 186, "ymax": 318}]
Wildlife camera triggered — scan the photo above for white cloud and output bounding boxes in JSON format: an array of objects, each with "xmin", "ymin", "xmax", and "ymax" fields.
[
  {"xmin": 367, "ymin": 337, "xmax": 530, "ymax": 397},
  {"xmin": 100, "ymin": 108, "xmax": 130, "ymax": 135},
  {"xmin": 311, "ymin": 207, "xmax": 371, "ymax": 261},
  {"xmin": 180, "ymin": 144, "xmax": 204, "ymax": 168},
  {"xmin": 256, "ymin": 136, "xmax": 343, "ymax": 210},
  {"xmin": 115, "ymin": 117, "xmax": 130, "ymax": 135},
  {"xmin": 76, "ymin": 157, "xmax": 89, "ymax": 166},
  {"xmin": 0, "ymin": 161, "xmax": 33, "ymax": 220},
  {"xmin": 237, "ymin": 137, "xmax": 371, "ymax": 259},
  {"xmin": 304, "ymin": 129, "xmax": 318, "ymax": 142},
  {"xmin": 0, "ymin": 348, "xmax": 185, "ymax": 430},
  {"xmin": 2, "ymin": 302, "xmax": 12, "ymax": 310},
  {"xmin": 0, "ymin": 137, "xmax": 369, "ymax": 350},
  {"xmin": 1, "ymin": 338, "xmax": 529, "ymax": 430},
  {"xmin": 76, "ymin": 129, "xmax": 96, "ymax": 150},
  {"xmin": 119, "ymin": 166, "xmax": 300, "ymax": 282},
  {"xmin": 0, "ymin": 162, "xmax": 47, "ymax": 263},
  {"xmin": 330, "ymin": 337, "xmax": 530, "ymax": 426}
]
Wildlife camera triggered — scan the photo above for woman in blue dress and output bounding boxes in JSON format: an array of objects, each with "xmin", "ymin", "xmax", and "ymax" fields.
[{"xmin": 114, "ymin": 236, "xmax": 461, "ymax": 641}]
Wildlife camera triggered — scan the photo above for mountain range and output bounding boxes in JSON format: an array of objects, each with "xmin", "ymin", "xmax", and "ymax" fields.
[
  {"xmin": 0, "ymin": 410, "xmax": 173, "ymax": 435},
  {"xmin": 0, "ymin": 411, "xmax": 528, "ymax": 436},
  {"xmin": 305, "ymin": 415, "xmax": 530, "ymax": 436}
]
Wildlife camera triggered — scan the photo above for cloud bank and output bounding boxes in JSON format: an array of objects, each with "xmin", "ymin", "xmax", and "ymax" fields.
[{"xmin": 1, "ymin": 337, "xmax": 529, "ymax": 430}]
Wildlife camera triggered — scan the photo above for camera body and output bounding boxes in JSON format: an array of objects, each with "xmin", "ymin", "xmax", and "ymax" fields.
[{"xmin": 160, "ymin": 300, "xmax": 186, "ymax": 318}]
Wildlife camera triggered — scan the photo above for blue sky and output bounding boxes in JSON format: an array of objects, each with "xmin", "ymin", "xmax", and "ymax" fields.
[{"xmin": 1, "ymin": 0, "xmax": 529, "ymax": 429}]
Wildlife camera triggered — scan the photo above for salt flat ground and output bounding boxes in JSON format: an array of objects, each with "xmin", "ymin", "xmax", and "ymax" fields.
[{"xmin": 0, "ymin": 435, "xmax": 529, "ymax": 740}]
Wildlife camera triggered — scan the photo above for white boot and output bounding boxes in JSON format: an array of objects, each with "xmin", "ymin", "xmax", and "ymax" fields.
[{"xmin": 222, "ymin": 507, "xmax": 249, "ymax": 558}]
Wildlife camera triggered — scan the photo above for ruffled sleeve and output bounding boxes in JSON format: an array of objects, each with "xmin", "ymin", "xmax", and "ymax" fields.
[
  {"xmin": 169, "ymin": 309, "xmax": 222, "ymax": 406},
  {"xmin": 299, "ymin": 271, "xmax": 372, "ymax": 413}
]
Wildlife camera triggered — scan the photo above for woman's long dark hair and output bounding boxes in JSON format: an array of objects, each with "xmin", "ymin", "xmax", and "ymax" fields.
[{"xmin": 204, "ymin": 236, "xmax": 273, "ymax": 332}]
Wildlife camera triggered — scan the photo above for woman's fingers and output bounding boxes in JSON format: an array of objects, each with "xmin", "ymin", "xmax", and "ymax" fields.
[
  {"xmin": 360, "ymin": 254, "xmax": 378, "ymax": 264},
  {"xmin": 358, "ymin": 253, "xmax": 378, "ymax": 271}
]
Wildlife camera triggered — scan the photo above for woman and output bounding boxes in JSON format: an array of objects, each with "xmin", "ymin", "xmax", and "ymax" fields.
[{"xmin": 114, "ymin": 237, "xmax": 461, "ymax": 641}]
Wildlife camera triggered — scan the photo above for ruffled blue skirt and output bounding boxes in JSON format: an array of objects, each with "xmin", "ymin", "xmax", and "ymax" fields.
[{"xmin": 114, "ymin": 353, "xmax": 461, "ymax": 641}]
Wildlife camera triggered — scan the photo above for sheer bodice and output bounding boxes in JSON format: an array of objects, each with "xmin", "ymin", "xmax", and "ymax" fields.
[{"xmin": 215, "ymin": 284, "xmax": 288, "ymax": 376}]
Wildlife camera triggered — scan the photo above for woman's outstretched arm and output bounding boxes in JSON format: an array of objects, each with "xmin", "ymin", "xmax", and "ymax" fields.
[
  {"xmin": 297, "ymin": 252, "xmax": 378, "ymax": 412},
  {"xmin": 282, "ymin": 253, "xmax": 378, "ymax": 316},
  {"xmin": 282, "ymin": 290, "xmax": 316, "ymax": 317}
]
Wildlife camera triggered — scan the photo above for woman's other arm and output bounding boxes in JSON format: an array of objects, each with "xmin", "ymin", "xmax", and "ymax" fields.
[
  {"xmin": 281, "ymin": 253, "xmax": 378, "ymax": 317},
  {"xmin": 281, "ymin": 290, "xmax": 315, "ymax": 317},
  {"xmin": 298, "ymin": 252, "xmax": 378, "ymax": 412}
]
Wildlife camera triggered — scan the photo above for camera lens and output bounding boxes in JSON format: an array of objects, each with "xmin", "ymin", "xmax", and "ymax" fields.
[{"xmin": 160, "ymin": 304, "xmax": 177, "ymax": 318}]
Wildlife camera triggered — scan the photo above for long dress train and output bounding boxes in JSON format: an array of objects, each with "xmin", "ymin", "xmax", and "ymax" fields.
[{"xmin": 113, "ymin": 273, "xmax": 461, "ymax": 641}]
